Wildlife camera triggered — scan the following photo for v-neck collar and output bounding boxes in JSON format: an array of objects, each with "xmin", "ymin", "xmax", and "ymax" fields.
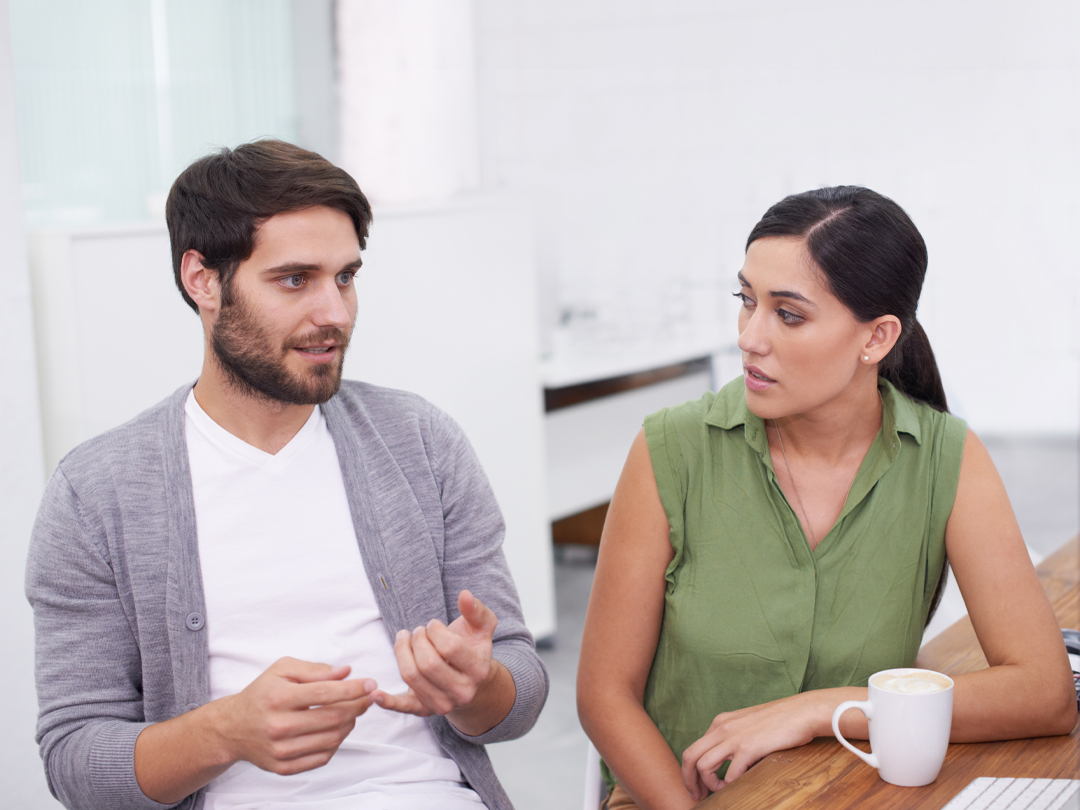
[{"xmin": 184, "ymin": 390, "xmax": 322, "ymax": 467}]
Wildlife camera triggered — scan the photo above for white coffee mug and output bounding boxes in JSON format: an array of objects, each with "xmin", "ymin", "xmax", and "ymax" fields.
[{"xmin": 831, "ymin": 667, "xmax": 954, "ymax": 787}]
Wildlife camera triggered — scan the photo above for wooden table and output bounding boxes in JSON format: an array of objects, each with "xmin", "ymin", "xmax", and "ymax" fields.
[{"xmin": 696, "ymin": 536, "xmax": 1080, "ymax": 809}]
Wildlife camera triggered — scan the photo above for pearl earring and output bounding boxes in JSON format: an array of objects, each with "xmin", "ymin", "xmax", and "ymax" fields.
[{"xmin": 863, "ymin": 355, "xmax": 870, "ymax": 361}]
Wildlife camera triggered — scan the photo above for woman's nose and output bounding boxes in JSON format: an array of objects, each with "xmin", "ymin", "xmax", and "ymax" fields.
[{"xmin": 737, "ymin": 308, "xmax": 770, "ymax": 356}]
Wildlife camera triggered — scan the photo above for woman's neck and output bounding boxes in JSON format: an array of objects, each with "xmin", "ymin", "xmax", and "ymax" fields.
[{"xmin": 768, "ymin": 378, "xmax": 884, "ymax": 467}]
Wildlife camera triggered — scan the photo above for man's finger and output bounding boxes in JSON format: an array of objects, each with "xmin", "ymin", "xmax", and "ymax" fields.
[
  {"xmin": 456, "ymin": 590, "xmax": 498, "ymax": 637},
  {"xmin": 393, "ymin": 630, "xmax": 447, "ymax": 702},
  {"xmin": 407, "ymin": 628, "xmax": 466, "ymax": 700},
  {"xmin": 289, "ymin": 677, "xmax": 376, "ymax": 711},
  {"xmin": 423, "ymin": 619, "xmax": 491, "ymax": 678},
  {"xmin": 270, "ymin": 657, "xmax": 352, "ymax": 684},
  {"xmin": 371, "ymin": 688, "xmax": 429, "ymax": 716}
]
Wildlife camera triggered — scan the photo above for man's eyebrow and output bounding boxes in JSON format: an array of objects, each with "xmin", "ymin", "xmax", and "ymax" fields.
[
  {"xmin": 262, "ymin": 259, "xmax": 363, "ymax": 275},
  {"xmin": 738, "ymin": 271, "xmax": 816, "ymax": 306}
]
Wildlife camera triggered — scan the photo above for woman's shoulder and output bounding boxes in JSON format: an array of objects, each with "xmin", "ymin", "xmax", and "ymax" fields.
[
  {"xmin": 881, "ymin": 379, "xmax": 967, "ymax": 460},
  {"xmin": 645, "ymin": 376, "xmax": 749, "ymax": 433}
]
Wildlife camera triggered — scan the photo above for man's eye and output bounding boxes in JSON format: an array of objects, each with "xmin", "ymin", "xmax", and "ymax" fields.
[
  {"xmin": 283, "ymin": 274, "xmax": 304, "ymax": 288},
  {"xmin": 337, "ymin": 271, "xmax": 355, "ymax": 285}
]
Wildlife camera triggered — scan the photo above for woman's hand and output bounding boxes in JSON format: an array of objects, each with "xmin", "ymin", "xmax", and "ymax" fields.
[{"xmin": 680, "ymin": 689, "xmax": 859, "ymax": 800}]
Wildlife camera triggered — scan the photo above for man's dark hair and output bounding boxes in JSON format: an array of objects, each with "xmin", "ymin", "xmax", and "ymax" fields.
[{"xmin": 166, "ymin": 139, "xmax": 373, "ymax": 313}]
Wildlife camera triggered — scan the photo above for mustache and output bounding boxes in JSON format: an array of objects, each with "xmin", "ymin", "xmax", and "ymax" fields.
[{"xmin": 283, "ymin": 327, "xmax": 351, "ymax": 352}]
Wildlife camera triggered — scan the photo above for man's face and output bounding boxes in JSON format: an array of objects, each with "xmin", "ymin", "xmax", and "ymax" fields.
[{"xmin": 209, "ymin": 206, "xmax": 362, "ymax": 405}]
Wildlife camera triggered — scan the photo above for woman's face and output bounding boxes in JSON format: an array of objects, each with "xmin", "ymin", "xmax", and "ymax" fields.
[{"xmin": 736, "ymin": 236, "xmax": 875, "ymax": 421}]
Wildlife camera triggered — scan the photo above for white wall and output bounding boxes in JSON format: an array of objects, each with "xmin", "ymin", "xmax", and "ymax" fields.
[
  {"xmin": 337, "ymin": 0, "xmax": 481, "ymax": 206},
  {"xmin": 0, "ymin": 0, "xmax": 61, "ymax": 805},
  {"xmin": 476, "ymin": 0, "xmax": 1080, "ymax": 435}
]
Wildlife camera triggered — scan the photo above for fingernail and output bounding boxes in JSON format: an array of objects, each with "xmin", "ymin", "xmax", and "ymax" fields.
[
  {"xmin": 396, "ymin": 629, "xmax": 408, "ymax": 641},
  {"xmin": 373, "ymin": 694, "xmax": 384, "ymax": 706},
  {"xmin": 414, "ymin": 626, "xmax": 424, "ymax": 635},
  {"xmin": 363, "ymin": 679, "xmax": 377, "ymax": 692}
]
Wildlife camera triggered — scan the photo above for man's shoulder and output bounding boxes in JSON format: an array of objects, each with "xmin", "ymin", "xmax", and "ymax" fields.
[
  {"xmin": 333, "ymin": 379, "xmax": 437, "ymax": 416},
  {"xmin": 328, "ymin": 379, "xmax": 452, "ymax": 437},
  {"xmin": 326, "ymin": 380, "xmax": 472, "ymax": 470},
  {"xmin": 55, "ymin": 385, "xmax": 189, "ymax": 485}
]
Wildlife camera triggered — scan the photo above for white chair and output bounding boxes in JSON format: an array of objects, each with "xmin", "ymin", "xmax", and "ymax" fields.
[{"xmin": 583, "ymin": 738, "xmax": 606, "ymax": 810}]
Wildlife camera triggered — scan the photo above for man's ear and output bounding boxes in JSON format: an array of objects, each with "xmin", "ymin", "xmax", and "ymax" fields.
[
  {"xmin": 180, "ymin": 250, "xmax": 220, "ymax": 314},
  {"xmin": 862, "ymin": 315, "xmax": 902, "ymax": 364}
]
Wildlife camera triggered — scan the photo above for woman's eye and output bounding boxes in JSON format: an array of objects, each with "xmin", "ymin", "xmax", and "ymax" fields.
[
  {"xmin": 777, "ymin": 308, "xmax": 804, "ymax": 325},
  {"xmin": 732, "ymin": 291, "xmax": 755, "ymax": 308}
]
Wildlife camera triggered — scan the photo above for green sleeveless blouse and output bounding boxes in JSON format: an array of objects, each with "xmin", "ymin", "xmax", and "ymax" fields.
[{"xmin": 617, "ymin": 378, "xmax": 966, "ymax": 783}]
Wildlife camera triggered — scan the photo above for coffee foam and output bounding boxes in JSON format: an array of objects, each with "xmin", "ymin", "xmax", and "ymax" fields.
[{"xmin": 871, "ymin": 670, "xmax": 952, "ymax": 695}]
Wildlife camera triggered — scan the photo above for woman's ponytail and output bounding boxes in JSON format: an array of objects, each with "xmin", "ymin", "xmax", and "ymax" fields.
[{"xmin": 880, "ymin": 319, "xmax": 949, "ymax": 412}]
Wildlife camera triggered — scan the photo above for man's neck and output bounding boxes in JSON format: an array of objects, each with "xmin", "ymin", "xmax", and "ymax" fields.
[{"xmin": 191, "ymin": 369, "xmax": 316, "ymax": 455}]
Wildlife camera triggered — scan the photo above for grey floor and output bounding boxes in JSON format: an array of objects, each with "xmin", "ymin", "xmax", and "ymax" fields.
[{"xmin": 488, "ymin": 434, "xmax": 1080, "ymax": 810}]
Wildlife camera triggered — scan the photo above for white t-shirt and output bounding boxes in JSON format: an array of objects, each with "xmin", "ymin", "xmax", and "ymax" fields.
[{"xmin": 185, "ymin": 392, "xmax": 486, "ymax": 809}]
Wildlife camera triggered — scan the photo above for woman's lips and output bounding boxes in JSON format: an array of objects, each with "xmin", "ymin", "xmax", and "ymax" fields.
[{"xmin": 744, "ymin": 364, "xmax": 776, "ymax": 392}]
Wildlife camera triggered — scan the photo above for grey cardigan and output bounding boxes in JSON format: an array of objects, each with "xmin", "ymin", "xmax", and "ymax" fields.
[{"xmin": 27, "ymin": 381, "xmax": 548, "ymax": 810}]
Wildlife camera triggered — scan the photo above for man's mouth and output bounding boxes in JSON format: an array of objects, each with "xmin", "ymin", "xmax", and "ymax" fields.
[{"xmin": 300, "ymin": 346, "xmax": 332, "ymax": 354}]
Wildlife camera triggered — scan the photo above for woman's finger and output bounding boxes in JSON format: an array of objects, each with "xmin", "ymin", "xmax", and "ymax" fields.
[{"xmin": 721, "ymin": 750, "xmax": 759, "ymax": 784}]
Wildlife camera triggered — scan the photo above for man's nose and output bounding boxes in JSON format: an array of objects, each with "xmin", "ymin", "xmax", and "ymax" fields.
[{"xmin": 311, "ymin": 281, "xmax": 353, "ymax": 329}]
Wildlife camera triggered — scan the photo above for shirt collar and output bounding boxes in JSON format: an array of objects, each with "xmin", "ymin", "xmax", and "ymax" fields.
[{"xmin": 705, "ymin": 377, "xmax": 923, "ymax": 462}]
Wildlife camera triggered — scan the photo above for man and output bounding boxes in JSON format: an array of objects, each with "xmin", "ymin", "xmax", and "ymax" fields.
[{"xmin": 27, "ymin": 140, "xmax": 548, "ymax": 810}]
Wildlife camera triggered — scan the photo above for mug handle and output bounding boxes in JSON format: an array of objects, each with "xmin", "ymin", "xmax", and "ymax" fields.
[{"xmin": 832, "ymin": 700, "xmax": 880, "ymax": 769}]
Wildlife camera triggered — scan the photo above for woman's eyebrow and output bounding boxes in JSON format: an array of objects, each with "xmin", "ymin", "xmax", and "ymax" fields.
[
  {"xmin": 772, "ymin": 288, "xmax": 815, "ymax": 306},
  {"xmin": 739, "ymin": 271, "xmax": 815, "ymax": 306}
]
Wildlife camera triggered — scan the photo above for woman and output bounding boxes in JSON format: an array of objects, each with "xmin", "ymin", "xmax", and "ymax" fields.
[{"xmin": 577, "ymin": 186, "xmax": 1076, "ymax": 810}]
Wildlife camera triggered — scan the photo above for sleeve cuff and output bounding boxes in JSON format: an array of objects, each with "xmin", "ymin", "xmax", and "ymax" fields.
[
  {"xmin": 89, "ymin": 722, "xmax": 187, "ymax": 809},
  {"xmin": 452, "ymin": 642, "xmax": 549, "ymax": 745}
]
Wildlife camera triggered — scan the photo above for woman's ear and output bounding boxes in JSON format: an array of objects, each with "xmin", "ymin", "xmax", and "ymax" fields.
[
  {"xmin": 862, "ymin": 315, "xmax": 902, "ymax": 364},
  {"xmin": 180, "ymin": 250, "xmax": 220, "ymax": 314}
]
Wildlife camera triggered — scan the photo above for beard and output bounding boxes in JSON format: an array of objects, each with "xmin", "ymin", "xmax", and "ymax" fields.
[{"xmin": 210, "ymin": 294, "xmax": 350, "ymax": 406}]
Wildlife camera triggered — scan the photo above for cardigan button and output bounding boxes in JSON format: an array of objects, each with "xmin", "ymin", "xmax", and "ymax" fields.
[
  {"xmin": 185, "ymin": 612, "xmax": 205, "ymax": 631},
  {"xmin": 184, "ymin": 703, "xmax": 200, "ymax": 713}
]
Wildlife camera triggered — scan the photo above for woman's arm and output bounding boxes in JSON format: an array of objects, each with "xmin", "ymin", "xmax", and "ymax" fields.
[
  {"xmin": 577, "ymin": 429, "xmax": 699, "ymax": 810},
  {"xmin": 942, "ymin": 429, "xmax": 1077, "ymax": 740},
  {"xmin": 679, "ymin": 429, "xmax": 1077, "ymax": 799}
]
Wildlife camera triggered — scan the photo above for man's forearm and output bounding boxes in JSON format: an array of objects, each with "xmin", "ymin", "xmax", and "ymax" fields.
[
  {"xmin": 447, "ymin": 660, "xmax": 517, "ymax": 737},
  {"xmin": 134, "ymin": 700, "xmax": 235, "ymax": 804}
]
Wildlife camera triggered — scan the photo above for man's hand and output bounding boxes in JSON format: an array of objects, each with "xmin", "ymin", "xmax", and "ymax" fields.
[
  {"xmin": 134, "ymin": 657, "xmax": 375, "ymax": 804},
  {"xmin": 372, "ymin": 590, "xmax": 516, "ymax": 736},
  {"xmin": 214, "ymin": 657, "xmax": 376, "ymax": 775}
]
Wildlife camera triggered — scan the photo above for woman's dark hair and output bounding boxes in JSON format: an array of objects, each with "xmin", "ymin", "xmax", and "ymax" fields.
[
  {"xmin": 166, "ymin": 139, "xmax": 373, "ymax": 313},
  {"xmin": 746, "ymin": 186, "xmax": 948, "ymax": 412},
  {"xmin": 749, "ymin": 187, "xmax": 952, "ymax": 624}
]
